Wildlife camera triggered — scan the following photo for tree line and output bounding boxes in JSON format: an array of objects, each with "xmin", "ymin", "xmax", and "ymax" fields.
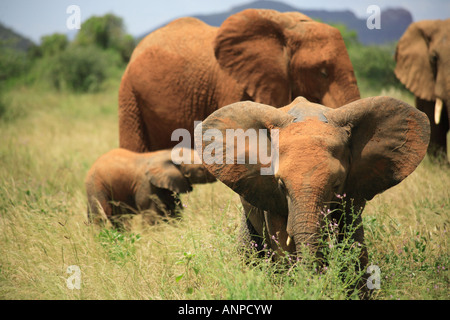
[{"xmin": 0, "ymin": 13, "xmax": 404, "ymax": 94}]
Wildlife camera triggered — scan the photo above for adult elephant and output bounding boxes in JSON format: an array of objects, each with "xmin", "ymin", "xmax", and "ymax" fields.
[
  {"xmin": 195, "ymin": 96, "xmax": 429, "ymax": 294},
  {"xmin": 395, "ymin": 19, "xmax": 450, "ymax": 160},
  {"xmin": 119, "ymin": 9, "xmax": 360, "ymax": 152}
]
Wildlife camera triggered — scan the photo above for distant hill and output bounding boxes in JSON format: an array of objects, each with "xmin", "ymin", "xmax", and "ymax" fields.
[
  {"xmin": 0, "ymin": 22, "xmax": 35, "ymax": 51},
  {"xmin": 140, "ymin": 0, "xmax": 412, "ymax": 45}
]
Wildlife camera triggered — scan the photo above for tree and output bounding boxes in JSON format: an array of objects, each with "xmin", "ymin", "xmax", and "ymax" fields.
[
  {"xmin": 75, "ymin": 13, "xmax": 135, "ymax": 62},
  {"xmin": 39, "ymin": 33, "xmax": 68, "ymax": 56}
]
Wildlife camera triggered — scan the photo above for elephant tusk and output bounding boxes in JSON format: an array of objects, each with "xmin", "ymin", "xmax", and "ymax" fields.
[
  {"xmin": 435, "ymin": 98, "xmax": 443, "ymax": 124},
  {"xmin": 286, "ymin": 236, "xmax": 292, "ymax": 247}
]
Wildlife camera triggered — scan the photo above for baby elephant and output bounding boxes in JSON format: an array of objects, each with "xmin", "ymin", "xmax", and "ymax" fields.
[{"xmin": 85, "ymin": 147, "xmax": 215, "ymax": 228}]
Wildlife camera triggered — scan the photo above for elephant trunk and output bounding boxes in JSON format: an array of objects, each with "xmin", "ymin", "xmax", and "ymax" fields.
[{"xmin": 287, "ymin": 197, "xmax": 323, "ymax": 258}]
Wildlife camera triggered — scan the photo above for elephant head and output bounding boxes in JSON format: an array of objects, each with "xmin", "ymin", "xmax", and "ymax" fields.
[
  {"xmin": 214, "ymin": 9, "xmax": 360, "ymax": 108},
  {"xmin": 395, "ymin": 19, "xmax": 450, "ymax": 125},
  {"xmin": 163, "ymin": 148, "xmax": 216, "ymax": 188},
  {"xmin": 148, "ymin": 148, "xmax": 216, "ymax": 193},
  {"xmin": 195, "ymin": 96, "xmax": 430, "ymax": 258}
]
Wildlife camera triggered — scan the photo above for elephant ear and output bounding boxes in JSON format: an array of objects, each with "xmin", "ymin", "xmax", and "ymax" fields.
[
  {"xmin": 194, "ymin": 101, "xmax": 294, "ymax": 214},
  {"xmin": 214, "ymin": 9, "xmax": 310, "ymax": 107},
  {"xmin": 394, "ymin": 20, "xmax": 439, "ymax": 101},
  {"xmin": 147, "ymin": 152, "xmax": 192, "ymax": 194},
  {"xmin": 325, "ymin": 96, "xmax": 430, "ymax": 201}
]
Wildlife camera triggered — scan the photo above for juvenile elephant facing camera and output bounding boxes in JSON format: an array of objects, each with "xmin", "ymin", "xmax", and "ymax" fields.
[
  {"xmin": 118, "ymin": 9, "xmax": 360, "ymax": 153},
  {"xmin": 85, "ymin": 148, "xmax": 215, "ymax": 229},
  {"xmin": 195, "ymin": 96, "xmax": 430, "ymax": 295}
]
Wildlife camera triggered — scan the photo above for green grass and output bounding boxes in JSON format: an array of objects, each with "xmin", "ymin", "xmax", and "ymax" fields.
[{"xmin": 0, "ymin": 78, "xmax": 448, "ymax": 300}]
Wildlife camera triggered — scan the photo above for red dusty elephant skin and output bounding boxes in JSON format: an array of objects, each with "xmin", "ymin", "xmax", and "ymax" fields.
[
  {"xmin": 195, "ymin": 96, "xmax": 430, "ymax": 296},
  {"xmin": 85, "ymin": 148, "xmax": 215, "ymax": 229},
  {"xmin": 119, "ymin": 9, "xmax": 360, "ymax": 152}
]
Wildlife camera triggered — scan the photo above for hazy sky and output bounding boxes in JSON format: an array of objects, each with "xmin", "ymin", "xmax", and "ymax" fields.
[{"xmin": 1, "ymin": 0, "xmax": 449, "ymax": 43}]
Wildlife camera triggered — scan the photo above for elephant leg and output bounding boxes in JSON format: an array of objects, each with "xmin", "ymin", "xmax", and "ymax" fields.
[
  {"xmin": 87, "ymin": 193, "xmax": 131, "ymax": 231},
  {"xmin": 334, "ymin": 201, "xmax": 371, "ymax": 299},
  {"xmin": 87, "ymin": 192, "xmax": 110, "ymax": 227},
  {"xmin": 239, "ymin": 198, "xmax": 267, "ymax": 257},
  {"xmin": 140, "ymin": 186, "xmax": 182, "ymax": 225},
  {"xmin": 350, "ymin": 215, "xmax": 371, "ymax": 299},
  {"xmin": 139, "ymin": 201, "xmax": 160, "ymax": 226},
  {"xmin": 416, "ymin": 98, "xmax": 449, "ymax": 158},
  {"xmin": 101, "ymin": 193, "xmax": 136, "ymax": 231},
  {"xmin": 108, "ymin": 202, "xmax": 129, "ymax": 231},
  {"xmin": 135, "ymin": 180, "xmax": 152, "ymax": 211},
  {"xmin": 118, "ymin": 72, "xmax": 150, "ymax": 152},
  {"xmin": 155, "ymin": 189, "xmax": 181, "ymax": 218},
  {"xmin": 135, "ymin": 182, "xmax": 162, "ymax": 225}
]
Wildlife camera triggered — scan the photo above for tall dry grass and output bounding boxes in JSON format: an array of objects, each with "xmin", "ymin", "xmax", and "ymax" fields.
[{"xmin": 0, "ymin": 82, "xmax": 448, "ymax": 300}]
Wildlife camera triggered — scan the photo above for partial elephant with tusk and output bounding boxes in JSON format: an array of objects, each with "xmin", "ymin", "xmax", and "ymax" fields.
[
  {"xmin": 395, "ymin": 19, "xmax": 450, "ymax": 161},
  {"xmin": 85, "ymin": 148, "xmax": 215, "ymax": 229},
  {"xmin": 195, "ymin": 96, "xmax": 430, "ymax": 293}
]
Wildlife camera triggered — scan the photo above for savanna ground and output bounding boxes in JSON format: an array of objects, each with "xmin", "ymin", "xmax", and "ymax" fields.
[{"xmin": 0, "ymin": 72, "xmax": 448, "ymax": 300}]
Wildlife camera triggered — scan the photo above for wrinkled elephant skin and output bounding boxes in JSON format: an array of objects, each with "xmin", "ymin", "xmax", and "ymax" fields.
[
  {"xmin": 85, "ymin": 148, "xmax": 215, "ymax": 228},
  {"xmin": 119, "ymin": 9, "xmax": 360, "ymax": 152},
  {"xmin": 395, "ymin": 19, "xmax": 450, "ymax": 161},
  {"xmin": 196, "ymin": 96, "xmax": 430, "ymax": 294}
]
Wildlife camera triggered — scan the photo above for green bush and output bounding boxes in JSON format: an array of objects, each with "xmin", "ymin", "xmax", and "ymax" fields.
[
  {"xmin": 348, "ymin": 43, "xmax": 401, "ymax": 92},
  {"xmin": 0, "ymin": 43, "xmax": 30, "ymax": 83},
  {"xmin": 34, "ymin": 45, "xmax": 121, "ymax": 92},
  {"xmin": 32, "ymin": 33, "xmax": 69, "ymax": 58},
  {"xmin": 332, "ymin": 23, "xmax": 404, "ymax": 93},
  {"xmin": 0, "ymin": 42, "xmax": 31, "ymax": 121},
  {"xmin": 74, "ymin": 13, "xmax": 136, "ymax": 63},
  {"xmin": 21, "ymin": 13, "xmax": 134, "ymax": 93}
]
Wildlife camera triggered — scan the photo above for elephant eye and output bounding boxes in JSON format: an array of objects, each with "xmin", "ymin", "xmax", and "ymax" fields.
[
  {"xmin": 320, "ymin": 67, "xmax": 328, "ymax": 78},
  {"xmin": 430, "ymin": 52, "xmax": 438, "ymax": 64}
]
